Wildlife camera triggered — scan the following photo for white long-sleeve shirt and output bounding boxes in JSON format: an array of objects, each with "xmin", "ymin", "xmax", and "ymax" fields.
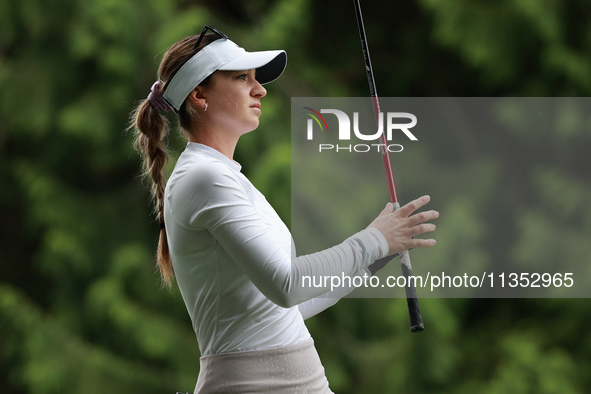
[{"xmin": 164, "ymin": 142, "xmax": 388, "ymax": 356}]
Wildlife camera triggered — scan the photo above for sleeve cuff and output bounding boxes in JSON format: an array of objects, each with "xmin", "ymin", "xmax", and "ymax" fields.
[{"xmin": 365, "ymin": 227, "xmax": 389, "ymax": 259}]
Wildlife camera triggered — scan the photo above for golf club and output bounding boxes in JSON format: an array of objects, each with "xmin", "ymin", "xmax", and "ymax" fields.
[{"xmin": 353, "ymin": 0, "xmax": 424, "ymax": 332}]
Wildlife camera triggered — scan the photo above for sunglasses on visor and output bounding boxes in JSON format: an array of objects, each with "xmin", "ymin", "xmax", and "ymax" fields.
[{"xmin": 194, "ymin": 25, "xmax": 228, "ymax": 50}]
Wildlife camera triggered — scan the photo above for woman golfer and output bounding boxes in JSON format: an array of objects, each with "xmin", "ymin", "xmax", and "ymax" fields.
[{"xmin": 129, "ymin": 26, "xmax": 438, "ymax": 393}]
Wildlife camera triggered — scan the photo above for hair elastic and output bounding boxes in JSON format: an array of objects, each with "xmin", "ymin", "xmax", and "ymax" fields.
[{"xmin": 147, "ymin": 81, "xmax": 173, "ymax": 112}]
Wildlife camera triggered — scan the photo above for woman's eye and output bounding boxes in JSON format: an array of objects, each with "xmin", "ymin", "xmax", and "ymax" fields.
[{"xmin": 239, "ymin": 74, "xmax": 248, "ymax": 80}]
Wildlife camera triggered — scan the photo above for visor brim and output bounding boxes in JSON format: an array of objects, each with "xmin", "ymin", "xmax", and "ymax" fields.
[{"xmin": 219, "ymin": 50, "xmax": 287, "ymax": 85}]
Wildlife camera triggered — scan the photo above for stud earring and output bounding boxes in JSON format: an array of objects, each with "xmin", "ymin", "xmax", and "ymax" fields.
[{"xmin": 203, "ymin": 103, "xmax": 208, "ymax": 112}]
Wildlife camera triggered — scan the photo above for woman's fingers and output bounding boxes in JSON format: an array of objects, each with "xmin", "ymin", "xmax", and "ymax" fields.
[
  {"xmin": 404, "ymin": 205, "xmax": 438, "ymax": 249},
  {"xmin": 409, "ymin": 222, "xmax": 437, "ymax": 237},
  {"xmin": 379, "ymin": 202, "xmax": 395, "ymax": 217},
  {"xmin": 406, "ymin": 237, "xmax": 437, "ymax": 249},
  {"xmin": 406, "ymin": 209, "xmax": 440, "ymax": 227},
  {"xmin": 394, "ymin": 195, "xmax": 431, "ymax": 218},
  {"xmin": 369, "ymin": 196, "xmax": 439, "ymax": 255}
]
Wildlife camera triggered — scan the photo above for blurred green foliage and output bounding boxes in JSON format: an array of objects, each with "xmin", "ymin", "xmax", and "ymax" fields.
[{"xmin": 1, "ymin": 0, "xmax": 591, "ymax": 393}]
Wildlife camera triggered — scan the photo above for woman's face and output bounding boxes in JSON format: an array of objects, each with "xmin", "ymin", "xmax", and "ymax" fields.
[{"xmin": 202, "ymin": 69, "xmax": 267, "ymax": 136}]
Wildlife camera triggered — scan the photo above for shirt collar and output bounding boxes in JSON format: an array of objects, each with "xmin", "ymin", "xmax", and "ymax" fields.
[{"xmin": 185, "ymin": 142, "xmax": 242, "ymax": 172}]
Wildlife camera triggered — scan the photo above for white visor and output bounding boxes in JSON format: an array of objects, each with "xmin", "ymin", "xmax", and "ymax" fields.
[{"xmin": 163, "ymin": 38, "xmax": 287, "ymax": 112}]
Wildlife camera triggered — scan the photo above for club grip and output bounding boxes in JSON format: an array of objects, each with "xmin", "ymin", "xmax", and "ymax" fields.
[
  {"xmin": 392, "ymin": 202, "xmax": 424, "ymax": 332},
  {"xmin": 400, "ymin": 251, "xmax": 424, "ymax": 332}
]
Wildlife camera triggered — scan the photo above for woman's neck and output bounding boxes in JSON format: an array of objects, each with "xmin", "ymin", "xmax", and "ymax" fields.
[{"xmin": 189, "ymin": 127, "xmax": 239, "ymax": 160}]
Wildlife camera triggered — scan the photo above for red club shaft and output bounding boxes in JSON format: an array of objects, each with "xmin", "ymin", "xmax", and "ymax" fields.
[{"xmin": 371, "ymin": 95, "xmax": 399, "ymax": 203}]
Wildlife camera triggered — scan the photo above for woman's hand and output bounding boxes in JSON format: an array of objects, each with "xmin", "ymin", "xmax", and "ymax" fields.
[{"xmin": 368, "ymin": 195, "xmax": 438, "ymax": 256}]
